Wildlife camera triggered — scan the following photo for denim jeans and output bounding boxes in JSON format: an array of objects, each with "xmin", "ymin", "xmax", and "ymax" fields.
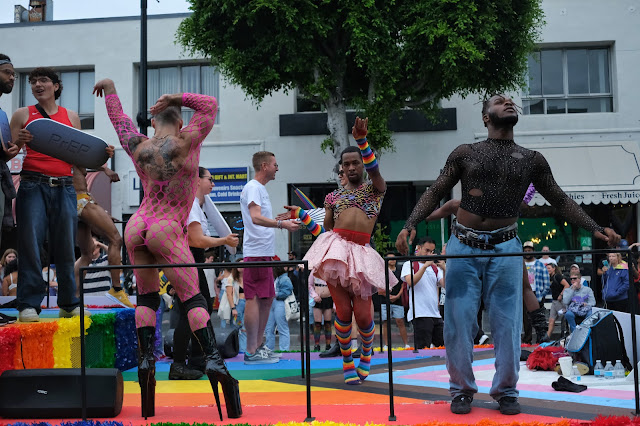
[
  {"xmin": 17, "ymin": 179, "xmax": 78, "ymax": 313},
  {"xmin": 444, "ymin": 234, "xmax": 523, "ymax": 400},
  {"xmin": 565, "ymin": 309, "xmax": 589, "ymax": 332},
  {"xmin": 265, "ymin": 299, "xmax": 290, "ymax": 351},
  {"xmin": 236, "ymin": 298, "xmax": 247, "ymax": 353}
]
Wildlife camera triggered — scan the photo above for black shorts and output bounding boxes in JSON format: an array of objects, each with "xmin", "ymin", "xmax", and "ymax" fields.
[{"xmin": 315, "ymin": 296, "xmax": 333, "ymax": 310}]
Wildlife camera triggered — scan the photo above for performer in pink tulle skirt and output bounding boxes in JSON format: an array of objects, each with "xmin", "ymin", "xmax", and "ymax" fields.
[{"xmin": 305, "ymin": 117, "xmax": 397, "ymax": 384}]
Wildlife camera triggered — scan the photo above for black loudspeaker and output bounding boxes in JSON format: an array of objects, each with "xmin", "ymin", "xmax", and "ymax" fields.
[{"xmin": 0, "ymin": 368, "xmax": 123, "ymax": 418}]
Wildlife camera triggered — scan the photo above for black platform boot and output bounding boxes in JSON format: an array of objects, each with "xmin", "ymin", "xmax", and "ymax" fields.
[
  {"xmin": 193, "ymin": 324, "xmax": 242, "ymax": 420},
  {"xmin": 137, "ymin": 326, "xmax": 156, "ymax": 418},
  {"xmin": 528, "ymin": 307, "xmax": 550, "ymax": 344}
]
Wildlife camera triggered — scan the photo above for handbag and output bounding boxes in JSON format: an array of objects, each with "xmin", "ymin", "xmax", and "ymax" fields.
[{"xmin": 284, "ymin": 293, "xmax": 300, "ymax": 321}]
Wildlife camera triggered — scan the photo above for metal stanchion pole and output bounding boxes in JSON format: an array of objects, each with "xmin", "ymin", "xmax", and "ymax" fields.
[
  {"xmin": 79, "ymin": 270, "xmax": 87, "ymax": 420},
  {"xmin": 303, "ymin": 261, "xmax": 314, "ymax": 422},
  {"xmin": 626, "ymin": 249, "xmax": 640, "ymax": 415},
  {"xmin": 299, "ymin": 269, "xmax": 305, "ymax": 379},
  {"xmin": 385, "ymin": 261, "xmax": 396, "ymax": 421}
]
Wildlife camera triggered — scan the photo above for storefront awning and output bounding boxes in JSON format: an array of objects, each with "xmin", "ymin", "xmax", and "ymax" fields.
[{"xmin": 523, "ymin": 141, "xmax": 640, "ymax": 205}]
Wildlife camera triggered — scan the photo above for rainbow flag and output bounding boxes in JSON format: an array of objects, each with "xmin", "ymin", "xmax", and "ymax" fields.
[{"xmin": 293, "ymin": 185, "xmax": 317, "ymax": 209}]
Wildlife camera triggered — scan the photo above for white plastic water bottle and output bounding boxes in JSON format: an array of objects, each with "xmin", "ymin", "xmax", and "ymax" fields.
[
  {"xmin": 614, "ymin": 360, "xmax": 625, "ymax": 379},
  {"xmin": 594, "ymin": 360, "xmax": 604, "ymax": 379},
  {"xmin": 604, "ymin": 361, "xmax": 614, "ymax": 379},
  {"xmin": 571, "ymin": 365, "xmax": 581, "ymax": 381}
]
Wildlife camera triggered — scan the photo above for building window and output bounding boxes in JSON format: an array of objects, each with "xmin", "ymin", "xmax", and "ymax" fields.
[
  {"xmin": 523, "ymin": 48, "xmax": 613, "ymax": 115},
  {"xmin": 147, "ymin": 64, "xmax": 220, "ymax": 123},
  {"xmin": 21, "ymin": 69, "xmax": 95, "ymax": 129}
]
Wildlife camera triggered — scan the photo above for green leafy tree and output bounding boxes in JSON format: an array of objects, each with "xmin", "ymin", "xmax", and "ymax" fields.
[{"xmin": 177, "ymin": 0, "xmax": 543, "ymax": 164}]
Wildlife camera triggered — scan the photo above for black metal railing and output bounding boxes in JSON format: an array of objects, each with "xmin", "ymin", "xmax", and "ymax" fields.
[
  {"xmin": 75, "ymin": 248, "xmax": 639, "ymax": 422},
  {"xmin": 78, "ymin": 259, "xmax": 314, "ymax": 421}
]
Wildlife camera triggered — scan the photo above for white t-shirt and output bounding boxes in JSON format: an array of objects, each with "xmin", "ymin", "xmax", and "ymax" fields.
[
  {"xmin": 401, "ymin": 261, "xmax": 443, "ymax": 321},
  {"xmin": 539, "ymin": 257, "xmax": 557, "ymax": 266},
  {"xmin": 187, "ymin": 198, "xmax": 211, "ymax": 236},
  {"xmin": 240, "ymin": 179, "xmax": 275, "ymax": 257}
]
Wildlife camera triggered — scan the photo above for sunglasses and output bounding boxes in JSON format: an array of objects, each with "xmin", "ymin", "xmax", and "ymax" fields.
[{"xmin": 570, "ymin": 277, "xmax": 580, "ymax": 280}]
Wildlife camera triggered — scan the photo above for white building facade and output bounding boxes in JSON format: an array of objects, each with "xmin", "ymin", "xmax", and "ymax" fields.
[{"xmin": 0, "ymin": 1, "xmax": 638, "ymax": 280}]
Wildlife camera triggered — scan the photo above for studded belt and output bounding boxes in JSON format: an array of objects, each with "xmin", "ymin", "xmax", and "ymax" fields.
[{"xmin": 451, "ymin": 220, "xmax": 518, "ymax": 250}]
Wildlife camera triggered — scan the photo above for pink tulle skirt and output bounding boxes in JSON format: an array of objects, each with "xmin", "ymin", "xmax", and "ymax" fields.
[{"xmin": 303, "ymin": 230, "xmax": 399, "ymax": 299}]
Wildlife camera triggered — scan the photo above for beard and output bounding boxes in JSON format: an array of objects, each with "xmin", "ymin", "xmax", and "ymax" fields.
[
  {"xmin": 488, "ymin": 110, "xmax": 518, "ymax": 128},
  {"xmin": 0, "ymin": 80, "xmax": 13, "ymax": 94}
]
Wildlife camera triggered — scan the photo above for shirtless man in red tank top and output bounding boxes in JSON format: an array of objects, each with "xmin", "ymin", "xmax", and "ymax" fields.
[{"xmin": 9, "ymin": 67, "xmax": 84, "ymax": 323}]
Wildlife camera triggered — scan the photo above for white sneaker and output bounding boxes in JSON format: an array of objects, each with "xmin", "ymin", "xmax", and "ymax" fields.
[
  {"xmin": 258, "ymin": 343, "xmax": 281, "ymax": 359},
  {"xmin": 59, "ymin": 307, "xmax": 92, "ymax": 318},
  {"xmin": 382, "ymin": 345, "xmax": 388, "ymax": 351},
  {"xmin": 404, "ymin": 344, "xmax": 411, "ymax": 349},
  {"xmin": 479, "ymin": 334, "xmax": 490, "ymax": 345},
  {"xmin": 19, "ymin": 308, "xmax": 40, "ymax": 323}
]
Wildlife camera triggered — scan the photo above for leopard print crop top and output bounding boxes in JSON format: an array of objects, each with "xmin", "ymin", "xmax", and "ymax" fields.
[{"xmin": 324, "ymin": 181, "xmax": 385, "ymax": 220}]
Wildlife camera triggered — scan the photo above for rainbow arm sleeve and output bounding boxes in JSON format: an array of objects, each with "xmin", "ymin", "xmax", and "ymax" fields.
[
  {"xmin": 294, "ymin": 207, "xmax": 325, "ymax": 237},
  {"xmin": 356, "ymin": 137, "xmax": 378, "ymax": 172}
]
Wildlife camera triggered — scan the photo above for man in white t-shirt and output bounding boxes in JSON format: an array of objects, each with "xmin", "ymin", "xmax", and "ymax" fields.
[
  {"xmin": 401, "ymin": 236, "xmax": 445, "ymax": 349},
  {"xmin": 538, "ymin": 246, "xmax": 557, "ymax": 267},
  {"xmin": 240, "ymin": 151, "xmax": 299, "ymax": 364}
]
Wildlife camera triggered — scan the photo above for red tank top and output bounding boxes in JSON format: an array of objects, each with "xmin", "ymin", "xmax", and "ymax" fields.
[{"xmin": 23, "ymin": 105, "xmax": 74, "ymax": 177}]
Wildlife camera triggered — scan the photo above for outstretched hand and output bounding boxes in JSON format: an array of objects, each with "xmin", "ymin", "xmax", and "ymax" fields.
[
  {"xmin": 352, "ymin": 116, "xmax": 368, "ymax": 140},
  {"xmin": 395, "ymin": 228, "xmax": 416, "ymax": 255},
  {"xmin": 104, "ymin": 168, "xmax": 120, "ymax": 183},
  {"xmin": 105, "ymin": 145, "xmax": 115, "ymax": 158},
  {"xmin": 275, "ymin": 205, "xmax": 300, "ymax": 221},
  {"xmin": 594, "ymin": 227, "xmax": 621, "ymax": 247},
  {"xmin": 93, "ymin": 79, "xmax": 115, "ymax": 97}
]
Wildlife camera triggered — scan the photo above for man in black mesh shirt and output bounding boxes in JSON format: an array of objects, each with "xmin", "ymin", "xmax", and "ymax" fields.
[{"xmin": 396, "ymin": 94, "xmax": 619, "ymax": 416}]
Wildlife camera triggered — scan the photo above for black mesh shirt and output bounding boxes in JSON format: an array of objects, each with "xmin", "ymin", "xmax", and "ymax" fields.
[{"xmin": 403, "ymin": 138, "xmax": 604, "ymax": 234}]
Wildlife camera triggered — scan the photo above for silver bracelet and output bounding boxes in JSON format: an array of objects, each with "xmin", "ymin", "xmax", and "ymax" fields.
[{"xmin": 277, "ymin": 220, "xmax": 282, "ymax": 229}]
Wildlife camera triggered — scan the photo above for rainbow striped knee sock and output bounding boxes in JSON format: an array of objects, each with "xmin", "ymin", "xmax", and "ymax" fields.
[
  {"xmin": 356, "ymin": 321, "xmax": 375, "ymax": 381},
  {"xmin": 335, "ymin": 316, "xmax": 360, "ymax": 385}
]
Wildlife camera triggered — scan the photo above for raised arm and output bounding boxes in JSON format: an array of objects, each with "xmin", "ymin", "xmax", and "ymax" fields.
[
  {"xmin": 94, "ymin": 79, "xmax": 145, "ymax": 156},
  {"xmin": 352, "ymin": 117, "xmax": 385, "ymax": 193},
  {"xmin": 530, "ymin": 152, "xmax": 620, "ymax": 246},
  {"xmin": 180, "ymin": 93, "xmax": 218, "ymax": 147}
]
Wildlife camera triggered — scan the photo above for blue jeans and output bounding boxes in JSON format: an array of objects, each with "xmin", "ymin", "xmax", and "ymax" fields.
[
  {"xmin": 265, "ymin": 299, "xmax": 290, "ymax": 351},
  {"xmin": 236, "ymin": 298, "xmax": 247, "ymax": 353},
  {"xmin": 444, "ymin": 234, "xmax": 523, "ymax": 400},
  {"xmin": 17, "ymin": 179, "xmax": 78, "ymax": 313},
  {"xmin": 565, "ymin": 309, "xmax": 589, "ymax": 332}
]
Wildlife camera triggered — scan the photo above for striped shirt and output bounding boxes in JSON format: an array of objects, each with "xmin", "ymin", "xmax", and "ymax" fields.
[{"xmin": 83, "ymin": 254, "xmax": 111, "ymax": 294}]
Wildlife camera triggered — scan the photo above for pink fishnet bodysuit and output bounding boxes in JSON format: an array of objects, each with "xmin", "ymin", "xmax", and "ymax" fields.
[{"xmin": 105, "ymin": 93, "xmax": 217, "ymax": 330}]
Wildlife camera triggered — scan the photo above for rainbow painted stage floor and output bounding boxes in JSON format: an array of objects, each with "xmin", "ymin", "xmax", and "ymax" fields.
[
  {"xmin": 1, "ymin": 306, "xmax": 638, "ymax": 425},
  {"xmin": 3, "ymin": 347, "xmax": 638, "ymax": 425}
]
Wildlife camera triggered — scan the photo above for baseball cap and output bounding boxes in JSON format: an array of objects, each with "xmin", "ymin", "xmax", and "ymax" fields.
[
  {"xmin": 523, "ymin": 241, "xmax": 534, "ymax": 249},
  {"xmin": 570, "ymin": 263, "xmax": 580, "ymax": 270}
]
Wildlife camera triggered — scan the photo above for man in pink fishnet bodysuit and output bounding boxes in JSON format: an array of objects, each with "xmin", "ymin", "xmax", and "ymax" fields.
[{"xmin": 93, "ymin": 79, "xmax": 241, "ymax": 420}]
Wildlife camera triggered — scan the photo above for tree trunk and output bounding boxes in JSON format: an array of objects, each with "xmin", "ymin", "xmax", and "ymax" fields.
[{"xmin": 325, "ymin": 96, "xmax": 349, "ymax": 171}]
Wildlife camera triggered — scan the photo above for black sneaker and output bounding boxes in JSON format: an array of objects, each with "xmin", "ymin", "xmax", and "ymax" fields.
[
  {"xmin": 314, "ymin": 344, "xmax": 321, "ymax": 351},
  {"xmin": 168, "ymin": 362, "xmax": 204, "ymax": 380},
  {"xmin": 498, "ymin": 396, "xmax": 521, "ymax": 415},
  {"xmin": 0, "ymin": 312, "xmax": 17, "ymax": 325},
  {"xmin": 351, "ymin": 345, "xmax": 362, "ymax": 359},
  {"xmin": 450, "ymin": 395, "xmax": 473, "ymax": 414},
  {"xmin": 319, "ymin": 343, "xmax": 341, "ymax": 358}
]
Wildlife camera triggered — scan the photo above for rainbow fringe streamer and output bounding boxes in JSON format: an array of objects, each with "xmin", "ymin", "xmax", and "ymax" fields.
[{"xmin": 293, "ymin": 186, "xmax": 317, "ymax": 209}]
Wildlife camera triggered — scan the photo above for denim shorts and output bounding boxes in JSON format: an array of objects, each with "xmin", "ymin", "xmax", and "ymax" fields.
[{"xmin": 381, "ymin": 303, "xmax": 405, "ymax": 320}]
